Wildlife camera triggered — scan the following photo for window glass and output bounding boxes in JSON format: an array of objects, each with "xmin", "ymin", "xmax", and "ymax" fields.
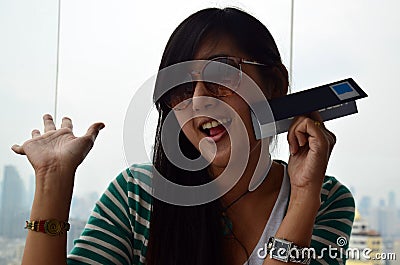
[
  {"xmin": 0, "ymin": 0, "xmax": 59, "ymax": 260},
  {"xmin": 2, "ymin": 0, "xmax": 399, "ymax": 262}
]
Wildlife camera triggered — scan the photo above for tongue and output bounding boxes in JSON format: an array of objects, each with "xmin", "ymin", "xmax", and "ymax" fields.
[{"xmin": 209, "ymin": 125, "xmax": 226, "ymax": 137}]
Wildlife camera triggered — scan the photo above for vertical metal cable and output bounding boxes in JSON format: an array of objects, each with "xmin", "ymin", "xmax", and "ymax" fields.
[
  {"xmin": 54, "ymin": 0, "xmax": 61, "ymax": 124},
  {"xmin": 289, "ymin": 0, "xmax": 294, "ymax": 89}
]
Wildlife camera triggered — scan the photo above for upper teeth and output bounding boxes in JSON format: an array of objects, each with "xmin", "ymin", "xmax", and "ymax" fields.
[{"xmin": 201, "ymin": 118, "xmax": 230, "ymax": 130}]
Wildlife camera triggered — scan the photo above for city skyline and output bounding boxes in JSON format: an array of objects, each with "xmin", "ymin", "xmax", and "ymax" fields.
[
  {"xmin": 1, "ymin": 162, "xmax": 399, "ymax": 209},
  {"xmin": 1, "ymin": 163, "xmax": 399, "ymax": 226},
  {"xmin": 1, "ymin": 163, "xmax": 399, "ymax": 264}
]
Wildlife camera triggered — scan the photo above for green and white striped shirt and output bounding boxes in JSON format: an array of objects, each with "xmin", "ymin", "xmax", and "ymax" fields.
[{"xmin": 67, "ymin": 163, "xmax": 355, "ymax": 264}]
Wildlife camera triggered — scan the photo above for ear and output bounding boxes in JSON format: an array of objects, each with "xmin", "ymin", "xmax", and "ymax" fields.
[{"xmin": 270, "ymin": 64, "xmax": 289, "ymax": 98}]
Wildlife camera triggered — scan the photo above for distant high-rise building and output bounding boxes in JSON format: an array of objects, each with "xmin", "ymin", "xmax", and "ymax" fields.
[
  {"xmin": 0, "ymin": 165, "xmax": 28, "ymax": 238},
  {"xmin": 26, "ymin": 173, "xmax": 35, "ymax": 209},
  {"xmin": 388, "ymin": 191, "xmax": 396, "ymax": 208},
  {"xmin": 348, "ymin": 209, "xmax": 384, "ymax": 265},
  {"xmin": 376, "ymin": 207, "xmax": 397, "ymax": 240},
  {"xmin": 366, "ymin": 200, "xmax": 399, "ymax": 264},
  {"xmin": 378, "ymin": 199, "xmax": 385, "ymax": 208},
  {"xmin": 358, "ymin": 196, "xmax": 372, "ymax": 217},
  {"xmin": 0, "ymin": 179, "xmax": 2, "ymax": 210}
]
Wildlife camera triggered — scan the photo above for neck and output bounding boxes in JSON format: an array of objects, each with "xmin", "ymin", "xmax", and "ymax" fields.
[{"xmin": 213, "ymin": 138, "xmax": 278, "ymax": 207}]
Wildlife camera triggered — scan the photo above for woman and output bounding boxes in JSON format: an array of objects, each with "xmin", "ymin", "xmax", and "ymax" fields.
[{"xmin": 14, "ymin": 7, "xmax": 354, "ymax": 265}]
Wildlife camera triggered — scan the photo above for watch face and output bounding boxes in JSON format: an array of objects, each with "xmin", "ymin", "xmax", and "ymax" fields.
[{"xmin": 271, "ymin": 239, "xmax": 291, "ymax": 262}]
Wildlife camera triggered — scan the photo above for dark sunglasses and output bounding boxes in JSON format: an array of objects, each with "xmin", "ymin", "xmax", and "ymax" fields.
[{"xmin": 162, "ymin": 57, "xmax": 270, "ymax": 110}]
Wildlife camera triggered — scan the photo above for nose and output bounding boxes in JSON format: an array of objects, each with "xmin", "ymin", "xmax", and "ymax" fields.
[{"xmin": 192, "ymin": 81, "xmax": 215, "ymax": 111}]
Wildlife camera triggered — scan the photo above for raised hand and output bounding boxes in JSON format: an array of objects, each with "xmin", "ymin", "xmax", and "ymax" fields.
[
  {"xmin": 286, "ymin": 114, "xmax": 336, "ymax": 193},
  {"xmin": 13, "ymin": 114, "xmax": 104, "ymax": 265},
  {"xmin": 12, "ymin": 114, "xmax": 104, "ymax": 187}
]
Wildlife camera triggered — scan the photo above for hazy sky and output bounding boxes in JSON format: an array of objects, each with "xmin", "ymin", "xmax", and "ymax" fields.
[{"xmin": 1, "ymin": 0, "xmax": 399, "ymax": 206}]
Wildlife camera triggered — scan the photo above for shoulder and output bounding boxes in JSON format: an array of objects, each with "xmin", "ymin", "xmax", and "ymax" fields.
[
  {"xmin": 316, "ymin": 175, "xmax": 355, "ymax": 233},
  {"xmin": 67, "ymin": 163, "xmax": 154, "ymax": 265},
  {"xmin": 119, "ymin": 163, "xmax": 153, "ymax": 196},
  {"xmin": 105, "ymin": 163, "xmax": 154, "ymax": 261},
  {"xmin": 114, "ymin": 163, "xmax": 154, "ymax": 216},
  {"xmin": 319, "ymin": 175, "xmax": 355, "ymax": 214},
  {"xmin": 103, "ymin": 163, "xmax": 153, "ymax": 245},
  {"xmin": 94, "ymin": 162, "xmax": 154, "ymax": 231}
]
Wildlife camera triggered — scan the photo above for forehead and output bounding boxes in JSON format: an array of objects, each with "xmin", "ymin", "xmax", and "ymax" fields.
[{"xmin": 194, "ymin": 35, "xmax": 247, "ymax": 60}]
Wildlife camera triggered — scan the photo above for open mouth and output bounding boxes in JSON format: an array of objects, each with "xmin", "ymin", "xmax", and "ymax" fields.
[{"xmin": 200, "ymin": 118, "xmax": 232, "ymax": 137}]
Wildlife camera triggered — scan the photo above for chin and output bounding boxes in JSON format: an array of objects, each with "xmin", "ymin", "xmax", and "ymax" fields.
[
  {"xmin": 206, "ymin": 149, "xmax": 231, "ymax": 174},
  {"xmin": 210, "ymin": 157, "xmax": 230, "ymax": 168}
]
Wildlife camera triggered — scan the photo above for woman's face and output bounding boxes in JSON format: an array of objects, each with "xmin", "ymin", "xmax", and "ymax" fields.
[{"xmin": 173, "ymin": 36, "xmax": 272, "ymax": 175}]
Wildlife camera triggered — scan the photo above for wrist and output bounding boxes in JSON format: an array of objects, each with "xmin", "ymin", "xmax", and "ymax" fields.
[
  {"xmin": 31, "ymin": 171, "xmax": 75, "ymax": 221},
  {"xmin": 25, "ymin": 219, "xmax": 70, "ymax": 236},
  {"xmin": 290, "ymin": 183, "xmax": 322, "ymax": 202},
  {"xmin": 31, "ymin": 190, "xmax": 72, "ymax": 220},
  {"xmin": 287, "ymin": 188, "xmax": 321, "ymax": 216},
  {"xmin": 276, "ymin": 195, "xmax": 320, "ymax": 247},
  {"xmin": 35, "ymin": 166, "xmax": 75, "ymax": 194}
]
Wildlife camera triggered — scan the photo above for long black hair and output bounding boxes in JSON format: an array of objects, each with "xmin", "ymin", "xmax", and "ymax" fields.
[{"xmin": 146, "ymin": 7, "xmax": 288, "ymax": 265}]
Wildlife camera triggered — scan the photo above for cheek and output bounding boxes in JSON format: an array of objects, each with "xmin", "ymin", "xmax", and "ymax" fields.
[
  {"xmin": 171, "ymin": 111, "xmax": 198, "ymax": 146},
  {"xmin": 174, "ymin": 110, "xmax": 190, "ymax": 128},
  {"xmin": 230, "ymin": 97, "xmax": 252, "ymax": 125},
  {"xmin": 180, "ymin": 122, "xmax": 198, "ymax": 145},
  {"xmin": 230, "ymin": 98, "xmax": 257, "ymax": 141}
]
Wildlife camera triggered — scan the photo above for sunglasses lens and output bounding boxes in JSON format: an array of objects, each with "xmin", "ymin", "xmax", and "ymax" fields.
[
  {"xmin": 165, "ymin": 82, "xmax": 194, "ymax": 109},
  {"xmin": 162, "ymin": 58, "xmax": 242, "ymax": 110},
  {"xmin": 203, "ymin": 58, "xmax": 241, "ymax": 95}
]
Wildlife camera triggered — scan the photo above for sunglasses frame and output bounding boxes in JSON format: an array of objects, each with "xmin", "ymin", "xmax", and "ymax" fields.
[{"xmin": 164, "ymin": 56, "xmax": 269, "ymax": 110}]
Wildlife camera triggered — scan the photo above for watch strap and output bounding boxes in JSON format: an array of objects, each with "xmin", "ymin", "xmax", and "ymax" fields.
[{"xmin": 267, "ymin": 237, "xmax": 311, "ymax": 264}]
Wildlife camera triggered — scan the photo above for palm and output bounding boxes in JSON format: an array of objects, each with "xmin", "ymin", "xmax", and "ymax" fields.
[
  {"xmin": 12, "ymin": 115, "xmax": 104, "ymax": 177},
  {"xmin": 23, "ymin": 129, "xmax": 87, "ymax": 172}
]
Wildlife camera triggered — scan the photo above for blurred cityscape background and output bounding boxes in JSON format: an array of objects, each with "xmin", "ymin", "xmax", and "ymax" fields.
[
  {"xmin": 1, "ymin": 0, "xmax": 399, "ymax": 264},
  {"xmin": 0, "ymin": 164, "xmax": 399, "ymax": 264},
  {"xmin": 0, "ymin": 165, "xmax": 95, "ymax": 264}
]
